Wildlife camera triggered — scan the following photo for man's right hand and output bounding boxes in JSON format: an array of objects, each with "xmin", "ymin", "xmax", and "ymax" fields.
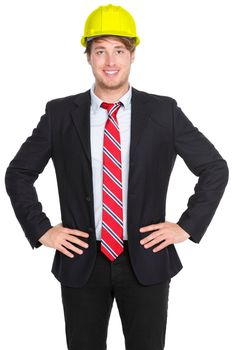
[{"xmin": 38, "ymin": 223, "xmax": 89, "ymax": 258}]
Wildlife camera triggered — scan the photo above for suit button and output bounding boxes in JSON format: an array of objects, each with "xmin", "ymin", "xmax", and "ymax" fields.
[
  {"xmin": 86, "ymin": 196, "xmax": 91, "ymax": 202},
  {"xmin": 88, "ymin": 227, "xmax": 94, "ymax": 233}
]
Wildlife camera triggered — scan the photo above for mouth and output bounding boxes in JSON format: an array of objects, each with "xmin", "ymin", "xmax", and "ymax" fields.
[{"xmin": 103, "ymin": 70, "xmax": 119, "ymax": 76}]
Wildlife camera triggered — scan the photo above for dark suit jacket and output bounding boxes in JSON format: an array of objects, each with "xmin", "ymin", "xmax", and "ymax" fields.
[{"xmin": 5, "ymin": 87, "xmax": 229, "ymax": 287}]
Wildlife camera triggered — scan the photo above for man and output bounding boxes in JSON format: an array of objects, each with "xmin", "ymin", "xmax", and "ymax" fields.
[{"xmin": 5, "ymin": 4, "xmax": 228, "ymax": 350}]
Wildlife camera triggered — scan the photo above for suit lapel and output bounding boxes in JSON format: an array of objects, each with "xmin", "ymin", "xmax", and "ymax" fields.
[
  {"xmin": 71, "ymin": 90, "xmax": 92, "ymax": 163},
  {"xmin": 71, "ymin": 87, "xmax": 151, "ymax": 164},
  {"xmin": 130, "ymin": 87, "xmax": 150, "ymax": 162}
]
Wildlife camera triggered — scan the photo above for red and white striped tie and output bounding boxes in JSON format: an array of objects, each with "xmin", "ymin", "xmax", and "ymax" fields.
[{"xmin": 100, "ymin": 101, "xmax": 124, "ymax": 261}]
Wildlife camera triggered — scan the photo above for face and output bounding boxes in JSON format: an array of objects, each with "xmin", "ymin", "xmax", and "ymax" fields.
[{"xmin": 87, "ymin": 37, "xmax": 135, "ymax": 91}]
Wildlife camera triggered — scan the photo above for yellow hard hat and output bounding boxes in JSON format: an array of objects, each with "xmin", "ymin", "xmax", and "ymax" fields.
[{"xmin": 80, "ymin": 4, "xmax": 140, "ymax": 47}]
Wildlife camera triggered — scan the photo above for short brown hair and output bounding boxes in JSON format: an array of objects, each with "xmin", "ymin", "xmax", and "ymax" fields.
[{"xmin": 84, "ymin": 35, "xmax": 136, "ymax": 55}]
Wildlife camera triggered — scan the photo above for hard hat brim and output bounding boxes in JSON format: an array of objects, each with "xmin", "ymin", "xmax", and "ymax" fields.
[{"xmin": 80, "ymin": 34, "xmax": 140, "ymax": 47}]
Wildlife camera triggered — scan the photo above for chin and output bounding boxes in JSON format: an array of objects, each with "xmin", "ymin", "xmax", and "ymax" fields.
[{"xmin": 99, "ymin": 79, "xmax": 127, "ymax": 91}]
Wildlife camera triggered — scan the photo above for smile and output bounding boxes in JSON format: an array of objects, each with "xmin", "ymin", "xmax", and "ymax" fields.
[{"xmin": 103, "ymin": 70, "xmax": 119, "ymax": 75}]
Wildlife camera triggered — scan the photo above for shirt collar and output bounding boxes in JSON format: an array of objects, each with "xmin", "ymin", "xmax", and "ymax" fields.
[{"xmin": 90, "ymin": 83, "xmax": 132, "ymax": 114}]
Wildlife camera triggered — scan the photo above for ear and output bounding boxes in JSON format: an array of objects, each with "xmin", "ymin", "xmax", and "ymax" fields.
[
  {"xmin": 130, "ymin": 50, "xmax": 136, "ymax": 63},
  {"xmin": 87, "ymin": 54, "xmax": 91, "ymax": 65}
]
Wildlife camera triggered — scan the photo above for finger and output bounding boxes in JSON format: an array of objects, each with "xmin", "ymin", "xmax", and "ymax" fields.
[
  {"xmin": 143, "ymin": 235, "xmax": 166, "ymax": 248},
  {"xmin": 63, "ymin": 241, "xmax": 84, "ymax": 255},
  {"xmin": 139, "ymin": 223, "xmax": 164, "ymax": 233},
  {"xmin": 151, "ymin": 229, "xmax": 168, "ymax": 239},
  {"xmin": 152, "ymin": 240, "xmax": 170, "ymax": 253},
  {"xmin": 58, "ymin": 245, "xmax": 74, "ymax": 258},
  {"xmin": 140, "ymin": 230, "xmax": 166, "ymax": 245},
  {"xmin": 66, "ymin": 229, "xmax": 89, "ymax": 237},
  {"xmin": 66, "ymin": 235, "xmax": 89, "ymax": 248}
]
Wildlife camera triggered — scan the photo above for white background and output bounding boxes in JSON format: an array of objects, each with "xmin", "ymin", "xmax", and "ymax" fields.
[{"xmin": 1, "ymin": 0, "xmax": 232, "ymax": 349}]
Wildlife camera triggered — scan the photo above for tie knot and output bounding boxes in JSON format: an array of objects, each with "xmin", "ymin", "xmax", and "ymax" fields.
[{"xmin": 100, "ymin": 101, "xmax": 122, "ymax": 115}]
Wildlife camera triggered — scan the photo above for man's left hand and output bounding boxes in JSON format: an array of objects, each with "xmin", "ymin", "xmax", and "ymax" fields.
[{"xmin": 139, "ymin": 221, "xmax": 190, "ymax": 253}]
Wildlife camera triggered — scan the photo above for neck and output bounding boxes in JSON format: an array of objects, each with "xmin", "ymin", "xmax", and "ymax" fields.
[{"xmin": 94, "ymin": 83, "xmax": 129, "ymax": 103}]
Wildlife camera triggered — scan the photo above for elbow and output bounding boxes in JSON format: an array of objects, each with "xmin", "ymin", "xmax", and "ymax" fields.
[
  {"xmin": 5, "ymin": 166, "xmax": 12, "ymax": 195},
  {"xmin": 5, "ymin": 165, "xmax": 25, "ymax": 196},
  {"xmin": 205, "ymin": 158, "xmax": 229, "ymax": 189},
  {"xmin": 221, "ymin": 159, "xmax": 229, "ymax": 188}
]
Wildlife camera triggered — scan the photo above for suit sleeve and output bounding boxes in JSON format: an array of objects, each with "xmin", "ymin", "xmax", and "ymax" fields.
[
  {"xmin": 5, "ymin": 102, "xmax": 53, "ymax": 249},
  {"xmin": 173, "ymin": 100, "xmax": 229, "ymax": 243}
]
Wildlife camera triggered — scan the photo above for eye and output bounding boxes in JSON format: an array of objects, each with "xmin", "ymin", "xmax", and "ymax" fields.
[
  {"xmin": 116, "ymin": 50, "xmax": 124, "ymax": 54},
  {"xmin": 96, "ymin": 50, "xmax": 104, "ymax": 55}
]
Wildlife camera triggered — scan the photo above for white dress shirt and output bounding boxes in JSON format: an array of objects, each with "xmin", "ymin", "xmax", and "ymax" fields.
[{"xmin": 90, "ymin": 83, "xmax": 132, "ymax": 241}]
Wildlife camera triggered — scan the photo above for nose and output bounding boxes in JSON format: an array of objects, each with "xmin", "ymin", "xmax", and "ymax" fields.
[{"xmin": 105, "ymin": 52, "xmax": 116, "ymax": 67}]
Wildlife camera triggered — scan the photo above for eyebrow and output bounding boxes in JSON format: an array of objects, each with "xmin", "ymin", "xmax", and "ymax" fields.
[{"xmin": 94, "ymin": 45, "xmax": 126, "ymax": 50}]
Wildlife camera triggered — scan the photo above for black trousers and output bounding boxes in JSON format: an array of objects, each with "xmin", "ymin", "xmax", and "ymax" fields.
[{"xmin": 61, "ymin": 240, "xmax": 171, "ymax": 350}]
